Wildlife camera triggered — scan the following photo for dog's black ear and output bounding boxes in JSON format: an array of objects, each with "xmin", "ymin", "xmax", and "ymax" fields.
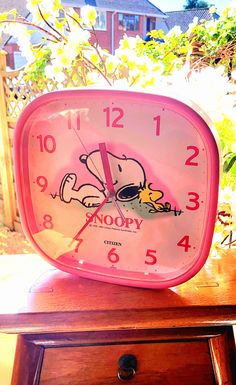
[{"xmin": 80, "ymin": 154, "xmax": 87, "ymax": 163}]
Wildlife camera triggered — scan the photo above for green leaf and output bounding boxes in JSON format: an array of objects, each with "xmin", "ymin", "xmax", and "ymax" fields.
[{"xmin": 223, "ymin": 153, "xmax": 236, "ymax": 175}]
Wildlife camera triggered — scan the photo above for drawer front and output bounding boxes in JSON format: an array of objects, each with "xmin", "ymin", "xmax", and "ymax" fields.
[{"xmin": 40, "ymin": 340, "xmax": 215, "ymax": 385}]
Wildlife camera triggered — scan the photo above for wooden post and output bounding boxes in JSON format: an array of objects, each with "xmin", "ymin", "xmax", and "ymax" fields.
[{"xmin": 0, "ymin": 50, "xmax": 17, "ymax": 229}]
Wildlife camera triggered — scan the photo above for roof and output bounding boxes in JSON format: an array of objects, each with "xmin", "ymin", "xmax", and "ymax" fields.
[
  {"xmin": 0, "ymin": 0, "xmax": 28, "ymax": 16},
  {"xmin": 63, "ymin": 0, "xmax": 167, "ymax": 17},
  {"xmin": 164, "ymin": 8, "xmax": 219, "ymax": 32}
]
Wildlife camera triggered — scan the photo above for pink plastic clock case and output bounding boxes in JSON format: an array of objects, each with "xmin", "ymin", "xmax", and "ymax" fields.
[{"xmin": 13, "ymin": 89, "xmax": 219, "ymax": 289}]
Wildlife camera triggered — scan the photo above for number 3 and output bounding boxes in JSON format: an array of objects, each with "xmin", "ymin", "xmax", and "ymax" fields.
[{"xmin": 186, "ymin": 192, "xmax": 200, "ymax": 210}]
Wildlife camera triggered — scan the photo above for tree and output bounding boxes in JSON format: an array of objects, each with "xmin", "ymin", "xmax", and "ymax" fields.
[{"xmin": 184, "ymin": 0, "xmax": 209, "ymax": 9}]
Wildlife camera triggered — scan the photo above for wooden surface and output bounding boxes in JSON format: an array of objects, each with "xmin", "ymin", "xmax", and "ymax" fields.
[
  {"xmin": 2, "ymin": 250, "xmax": 235, "ymax": 385},
  {"xmin": 0, "ymin": 250, "xmax": 235, "ymax": 334}
]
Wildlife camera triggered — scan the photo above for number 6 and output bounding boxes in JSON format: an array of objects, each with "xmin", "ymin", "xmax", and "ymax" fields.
[{"xmin": 107, "ymin": 248, "xmax": 119, "ymax": 263}]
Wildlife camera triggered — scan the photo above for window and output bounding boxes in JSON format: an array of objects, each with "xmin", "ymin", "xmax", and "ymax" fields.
[
  {"xmin": 62, "ymin": 7, "xmax": 106, "ymax": 31},
  {"xmin": 13, "ymin": 52, "xmax": 27, "ymax": 69},
  {"xmin": 118, "ymin": 14, "xmax": 140, "ymax": 31},
  {"xmin": 94, "ymin": 10, "xmax": 106, "ymax": 30},
  {"xmin": 147, "ymin": 17, "xmax": 156, "ymax": 32}
]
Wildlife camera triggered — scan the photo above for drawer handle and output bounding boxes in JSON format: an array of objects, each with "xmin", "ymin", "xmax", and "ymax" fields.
[{"xmin": 118, "ymin": 354, "xmax": 137, "ymax": 381}]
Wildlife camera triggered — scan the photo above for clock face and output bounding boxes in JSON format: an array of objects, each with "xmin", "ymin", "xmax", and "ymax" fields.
[{"xmin": 14, "ymin": 89, "xmax": 219, "ymax": 288}]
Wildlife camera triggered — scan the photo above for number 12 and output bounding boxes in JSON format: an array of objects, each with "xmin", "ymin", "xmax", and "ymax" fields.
[{"xmin": 103, "ymin": 107, "xmax": 124, "ymax": 128}]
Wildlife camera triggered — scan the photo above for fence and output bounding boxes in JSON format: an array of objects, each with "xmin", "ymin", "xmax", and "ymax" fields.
[{"xmin": 0, "ymin": 50, "xmax": 83, "ymax": 230}]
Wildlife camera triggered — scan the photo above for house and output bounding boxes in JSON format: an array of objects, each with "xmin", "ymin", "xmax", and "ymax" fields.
[
  {"xmin": 0, "ymin": 0, "xmax": 30, "ymax": 68},
  {"xmin": 156, "ymin": 7, "xmax": 220, "ymax": 34},
  {"xmin": 63, "ymin": 0, "xmax": 167, "ymax": 53},
  {"xmin": 1, "ymin": 0, "xmax": 167, "ymax": 69}
]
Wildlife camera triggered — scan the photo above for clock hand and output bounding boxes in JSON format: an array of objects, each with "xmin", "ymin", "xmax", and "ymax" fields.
[
  {"xmin": 72, "ymin": 194, "xmax": 110, "ymax": 242},
  {"xmin": 72, "ymin": 129, "xmax": 121, "ymax": 211},
  {"xmin": 113, "ymin": 199, "xmax": 126, "ymax": 220},
  {"xmin": 71, "ymin": 130, "xmax": 124, "ymax": 217},
  {"xmin": 99, "ymin": 142, "xmax": 126, "ymax": 224},
  {"xmin": 68, "ymin": 132, "xmax": 125, "ymax": 235},
  {"xmin": 99, "ymin": 142, "xmax": 116, "ymax": 196}
]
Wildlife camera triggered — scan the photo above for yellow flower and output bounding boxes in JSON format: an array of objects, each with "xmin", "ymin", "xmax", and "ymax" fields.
[
  {"xmin": 58, "ymin": 54, "xmax": 72, "ymax": 67},
  {"xmin": 219, "ymin": 187, "xmax": 235, "ymax": 204},
  {"xmin": 81, "ymin": 5, "xmax": 97, "ymax": 28},
  {"xmin": 137, "ymin": 58, "xmax": 149, "ymax": 73},
  {"xmin": 27, "ymin": 0, "xmax": 44, "ymax": 8},
  {"xmin": 106, "ymin": 56, "xmax": 118, "ymax": 73},
  {"xmin": 120, "ymin": 36, "xmax": 130, "ymax": 50},
  {"xmin": 84, "ymin": 50, "xmax": 100, "ymax": 65},
  {"xmin": 45, "ymin": 64, "xmax": 65, "ymax": 83},
  {"xmin": 119, "ymin": 35, "xmax": 140, "ymax": 50}
]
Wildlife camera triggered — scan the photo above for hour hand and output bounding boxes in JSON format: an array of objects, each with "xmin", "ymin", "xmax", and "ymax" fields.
[
  {"xmin": 99, "ymin": 142, "xmax": 116, "ymax": 196},
  {"xmin": 99, "ymin": 142, "xmax": 125, "ymax": 223}
]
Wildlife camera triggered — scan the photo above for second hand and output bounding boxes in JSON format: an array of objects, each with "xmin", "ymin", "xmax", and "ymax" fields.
[{"xmin": 69, "ymin": 194, "xmax": 110, "ymax": 247}]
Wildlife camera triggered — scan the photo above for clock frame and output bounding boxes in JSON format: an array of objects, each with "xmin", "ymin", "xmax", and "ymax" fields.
[{"xmin": 14, "ymin": 89, "xmax": 219, "ymax": 288}]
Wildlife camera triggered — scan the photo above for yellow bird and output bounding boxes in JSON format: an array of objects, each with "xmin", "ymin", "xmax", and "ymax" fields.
[{"xmin": 138, "ymin": 183, "xmax": 171, "ymax": 213}]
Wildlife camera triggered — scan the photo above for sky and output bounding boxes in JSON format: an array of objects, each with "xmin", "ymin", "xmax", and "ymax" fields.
[{"xmin": 150, "ymin": 0, "xmax": 234, "ymax": 13}]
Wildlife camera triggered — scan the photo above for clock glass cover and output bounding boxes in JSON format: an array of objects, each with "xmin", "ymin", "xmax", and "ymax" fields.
[{"xmin": 14, "ymin": 89, "xmax": 219, "ymax": 288}]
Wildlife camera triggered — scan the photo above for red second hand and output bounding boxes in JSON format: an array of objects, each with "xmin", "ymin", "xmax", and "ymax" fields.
[{"xmin": 72, "ymin": 195, "xmax": 110, "ymax": 242}]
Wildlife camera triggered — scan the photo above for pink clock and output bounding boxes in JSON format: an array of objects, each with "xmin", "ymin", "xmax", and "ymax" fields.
[{"xmin": 14, "ymin": 89, "xmax": 219, "ymax": 288}]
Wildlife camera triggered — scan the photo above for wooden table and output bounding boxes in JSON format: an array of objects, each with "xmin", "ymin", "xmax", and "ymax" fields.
[{"xmin": 0, "ymin": 251, "xmax": 235, "ymax": 385}]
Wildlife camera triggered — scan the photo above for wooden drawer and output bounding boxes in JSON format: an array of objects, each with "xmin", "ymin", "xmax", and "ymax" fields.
[
  {"xmin": 40, "ymin": 340, "xmax": 215, "ymax": 385},
  {"xmin": 12, "ymin": 328, "xmax": 236, "ymax": 385}
]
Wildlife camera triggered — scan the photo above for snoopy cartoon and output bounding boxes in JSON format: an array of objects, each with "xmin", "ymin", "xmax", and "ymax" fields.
[
  {"xmin": 59, "ymin": 149, "xmax": 146, "ymax": 207},
  {"xmin": 59, "ymin": 148, "xmax": 171, "ymax": 212}
]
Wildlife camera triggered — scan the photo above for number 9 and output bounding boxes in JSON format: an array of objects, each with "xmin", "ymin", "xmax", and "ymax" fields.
[{"xmin": 36, "ymin": 176, "xmax": 48, "ymax": 192}]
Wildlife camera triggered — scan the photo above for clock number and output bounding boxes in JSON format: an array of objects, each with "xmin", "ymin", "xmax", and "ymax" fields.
[
  {"xmin": 103, "ymin": 107, "xmax": 124, "ymax": 128},
  {"xmin": 153, "ymin": 115, "xmax": 161, "ymax": 136},
  {"xmin": 36, "ymin": 176, "xmax": 48, "ymax": 192},
  {"xmin": 185, "ymin": 146, "xmax": 199, "ymax": 166},
  {"xmin": 74, "ymin": 238, "xmax": 83, "ymax": 252},
  {"xmin": 145, "ymin": 249, "xmax": 157, "ymax": 265},
  {"xmin": 107, "ymin": 248, "xmax": 120, "ymax": 263},
  {"xmin": 186, "ymin": 192, "xmax": 200, "ymax": 211},
  {"xmin": 68, "ymin": 111, "xmax": 80, "ymax": 130},
  {"xmin": 177, "ymin": 235, "xmax": 191, "ymax": 252},
  {"xmin": 36, "ymin": 135, "xmax": 56, "ymax": 153},
  {"xmin": 43, "ymin": 214, "xmax": 53, "ymax": 229}
]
